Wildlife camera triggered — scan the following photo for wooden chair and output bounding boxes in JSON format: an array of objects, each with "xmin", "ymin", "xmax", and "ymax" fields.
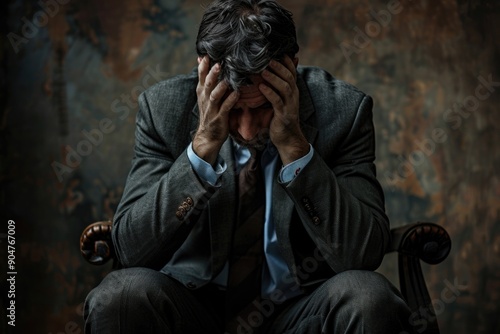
[{"xmin": 80, "ymin": 221, "xmax": 451, "ymax": 334}]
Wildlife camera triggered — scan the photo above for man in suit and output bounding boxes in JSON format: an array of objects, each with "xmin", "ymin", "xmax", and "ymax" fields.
[{"xmin": 84, "ymin": 0, "xmax": 414, "ymax": 333}]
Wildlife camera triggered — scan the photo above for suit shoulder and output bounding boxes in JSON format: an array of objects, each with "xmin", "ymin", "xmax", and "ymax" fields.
[
  {"xmin": 142, "ymin": 68, "xmax": 198, "ymax": 101},
  {"xmin": 297, "ymin": 66, "xmax": 367, "ymax": 105},
  {"xmin": 138, "ymin": 68, "xmax": 198, "ymax": 122},
  {"xmin": 135, "ymin": 69, "xmax": 198, "ymax": 150},
  {"xmin": 297, "ymin": 66, "xmax": 373, "ymax": 143}
]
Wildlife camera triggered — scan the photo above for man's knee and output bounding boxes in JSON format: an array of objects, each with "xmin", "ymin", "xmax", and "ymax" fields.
[
  {"xmin": 321, "ymin": 270, "xmax": 412, "ymax": 332},
  {"xmin": 84, "ymin": 267, "xmax": 168, "ymax": 318},
  {"xmin": 324, "ymin": 270, "xmax": 409, "ymax": 314},
  {"xmin": 269, "ymin": 271, "xmax": 411, "ymax": 334}
]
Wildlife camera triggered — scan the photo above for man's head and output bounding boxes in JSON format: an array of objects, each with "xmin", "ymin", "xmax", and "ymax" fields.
[{"xmin": 196, "ymin": 0, "xmax": 299, "ymax": 91}]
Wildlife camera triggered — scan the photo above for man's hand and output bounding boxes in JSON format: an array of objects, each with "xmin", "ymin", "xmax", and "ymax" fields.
[
  {"xmin": 193, "ymin": 56, "xmax": 239, "ymax": 165},
  {"xmin": 259, "ymin": 56, "xmax": 309, "ymax": 165}
]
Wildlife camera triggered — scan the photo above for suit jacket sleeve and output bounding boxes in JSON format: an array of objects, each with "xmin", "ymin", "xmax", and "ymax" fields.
[
  {"xmin": 283, "ymin": 92, "xmax": 390, "ymax": 273},
  {"xmin": 111, "ymin": 77, "xmax": 217, "ymax": 270}
]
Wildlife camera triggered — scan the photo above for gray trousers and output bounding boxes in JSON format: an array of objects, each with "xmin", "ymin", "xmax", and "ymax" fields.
[{"xmin": 84, "ymin": 268, "xmax": 415, "ymax": 333}]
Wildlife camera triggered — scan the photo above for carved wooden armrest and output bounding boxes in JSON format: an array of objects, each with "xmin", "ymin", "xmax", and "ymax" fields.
[
  {"xmin": 389, "ymin": 222, "xmax": 452, "ymax": 334},
  {"xmin": 80, "ymin": 221, "xmax": 115, "ymax": 265},
  {"xmin": 389, "ymin": 221, "xmax": 451, "ymax": 263}
]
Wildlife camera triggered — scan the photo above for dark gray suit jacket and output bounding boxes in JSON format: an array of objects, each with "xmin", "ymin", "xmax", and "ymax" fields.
[{"xmin": 112, "ymin": 66, "xmax": 390, "ymax": 291}]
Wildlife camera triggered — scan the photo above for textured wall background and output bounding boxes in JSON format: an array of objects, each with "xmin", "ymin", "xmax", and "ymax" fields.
[{"xmin": 1, "ymin": 0, "xmax": 498, "ymax": 333}]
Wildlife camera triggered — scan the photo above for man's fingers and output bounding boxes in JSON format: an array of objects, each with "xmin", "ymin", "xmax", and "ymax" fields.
[
  {"xmin": 259, "ymin": 83, "xmax": 284, "ymax": 110},
  {"xmin": 208, "ymin": 79, "xmax": 228, "ymax": 104},
  {"xmin": 197, "ymin": 58, "xmax": 237, "ymax": 117},
  {"xmin": 219, "ymin": 90, "xmax": 240, "ymax": 116},
  {"xmin": 282, "ymin": 56, "xmax": 297, "ymax": 82},
  {"xmin": 197, "ymin": 56, "xmax": 209, "ymax": 88},
  {"xmin": 268, "ymin": 57, "xmax": 296, "ymax": 86},
  {"xmin": 262, "ymin": 68, "xmax": 293, "ymax": 99},
  {"xmin": 204, "ymin": 62, "xmax": 220, "ymax": 95}
]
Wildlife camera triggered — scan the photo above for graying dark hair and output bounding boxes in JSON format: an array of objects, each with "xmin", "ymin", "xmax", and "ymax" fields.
[{"xmin": 196, "ymin": 0, "xmax": 299, "ymax": 90}]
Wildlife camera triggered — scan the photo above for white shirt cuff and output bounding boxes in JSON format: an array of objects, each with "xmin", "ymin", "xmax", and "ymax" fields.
[
  {"xmin": 279, "ymin": 144, "xmax": 314, "ymax": 183},
  {"xmin": 187, "ymin": 142, "xmax": 226, "ymax": 186}
]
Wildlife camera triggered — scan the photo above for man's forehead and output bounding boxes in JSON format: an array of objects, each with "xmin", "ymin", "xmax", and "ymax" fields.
[
  {"xmin": 234, "ymin": 85, "xmax": 269, "ymax": 109},
  {"xmin": 238, "ymin": 80, "xmax": 262, "ymax": 95}
]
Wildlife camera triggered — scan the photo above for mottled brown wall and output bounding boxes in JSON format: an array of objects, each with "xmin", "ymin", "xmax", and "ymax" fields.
[{"xmin": 1, "ymin": 0, "xmax": 498, "ymax": 333}]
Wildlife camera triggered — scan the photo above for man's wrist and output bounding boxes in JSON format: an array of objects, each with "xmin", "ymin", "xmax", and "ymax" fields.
[
  {"xmin": 192, "ymin": 136, "xmax": 223, "ymax": 166},
  {"xmin": 279, "ymin": 144, "xmax": 314, "ymax": 183},
  {"xmin": 276, "ymin": 138, "xmax": 310, "ymax": 165}
]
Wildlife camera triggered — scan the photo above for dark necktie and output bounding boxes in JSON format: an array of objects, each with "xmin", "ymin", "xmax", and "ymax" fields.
[{"xmin": 225, "ymin": 150, "xmax": 266, "ymax": 332}]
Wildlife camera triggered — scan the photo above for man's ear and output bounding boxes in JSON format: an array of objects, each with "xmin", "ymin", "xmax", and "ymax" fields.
[{"xmin": 197, "ymin": 56, "xmax": 203, "ymax": 64}]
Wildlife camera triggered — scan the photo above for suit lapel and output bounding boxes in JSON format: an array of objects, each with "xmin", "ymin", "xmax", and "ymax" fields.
[
  {"xmin": 209, "ymin": 139, "xmax": 237, "ymax": 272},
  {"xmin": 272, "ymin": 72, "xmax": 318, "ymax": 279},
  {"xmin": 271, "ymin": 174, "xmax": 297, "ymax": 278},
  {"xmin": 191, "ymin": 103, "xmax": 237, "ymax": 273}
]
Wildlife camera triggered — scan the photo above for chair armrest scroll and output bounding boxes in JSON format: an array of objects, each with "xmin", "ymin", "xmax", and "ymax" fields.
[
  {"xmin": 80, "ymin": 221, "xmax": 115, "ymax": 265},
  {"xmin": 389, "ymin": 222, "xmax": 451, "ymax": 334},
  {"xmin": 389, "ymin": 222, "xmax": 451, "ymax": 264}
]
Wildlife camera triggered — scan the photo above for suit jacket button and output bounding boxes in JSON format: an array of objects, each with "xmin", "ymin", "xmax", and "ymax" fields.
[
  {"xmin": 186, "ymin": 197, "xmax": 194, "ymax": 206},
  {"xmin": 186, "ymin": 282, "xmax": 196, "ymax": 289},
  {"xmin": 175, "ymin": 210, "xmax": 183, "ymax": 220},
  {"xmin": 312, "ymin": 216, "xmax": 320, "ymax": 225}
]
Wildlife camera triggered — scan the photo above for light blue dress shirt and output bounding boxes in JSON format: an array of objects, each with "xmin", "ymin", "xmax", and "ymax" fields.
[{"xmin": 187, "ymin": 141, "xmax": 314, "ymax": 301}]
